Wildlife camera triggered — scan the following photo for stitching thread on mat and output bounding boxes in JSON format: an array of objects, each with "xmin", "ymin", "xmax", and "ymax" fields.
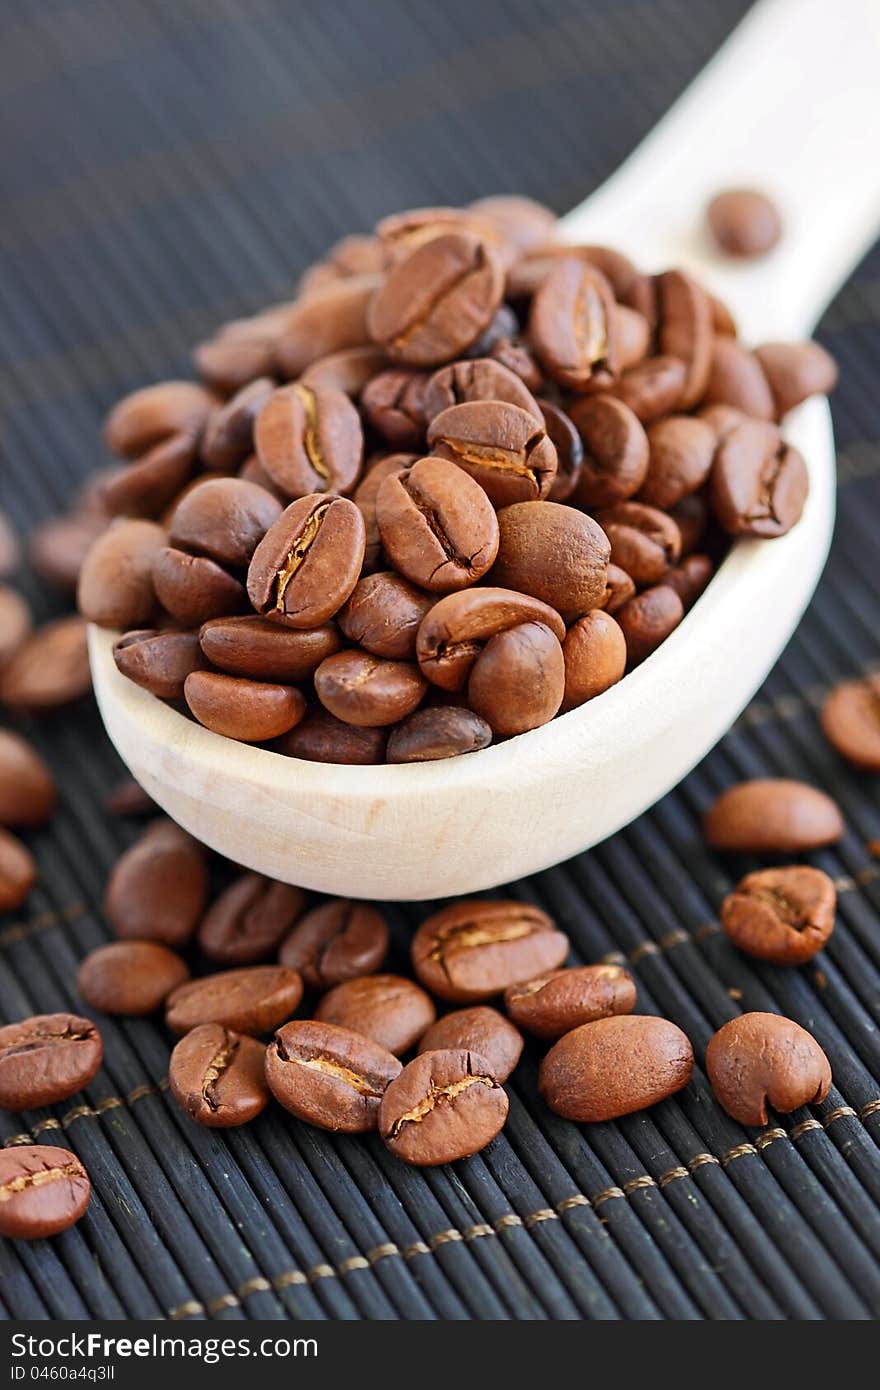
[{"xmin": 0, "ymin": 902, "xmax": 87, "ymax": 947}]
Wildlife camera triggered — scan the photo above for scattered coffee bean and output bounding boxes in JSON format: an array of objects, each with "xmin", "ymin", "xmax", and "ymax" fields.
[
  {"xmin": 0, "ymin": 828, "xmax": 36, "ymax": 912},
  {"xmin": 247, "ymin": 494, "xmax": 365, "ymax": 629},
  {"xmin": 427, "ymin": 400, "xmax": 557, "ymax": 507},
  {"xmin": 821, "ymin": 676, "xmax": 880, "ymax": 772},
  {"xmin": 720, "ymin": 865, "xmax": 836, "ymax": 965},
  {"xmin": 561, "ymin": 610, "xmax": 627, "ymax": 710},
  {"xmin": 490, "ymin": 500, "xmax": 610, "ymax": 620},
  {"xmin": 0, "ymin": 616, "xmax": 91, "ymax": 712},
  {"xmin": 275, "ymin": 707, "xmax": 387, "ymax": 764},
  {"xmin": 279, "ymin": 900, "xmax": 388, "ymax": 990},
  {"xmin": 0, "ymin": 730, "xmax": 56, "ymax": 827},
  {"xmin": 169, "ymin": 1024, "xmax": 270, "ymax": 1127},
  {"xmin": 539, "ymin": 1015, "xmax": 694, "ymax": 1121},
  {"xmin": 0, "ymin": 1145, "xmax": 90, "ymax": 1240},
  {"xmin": 386, "ymin": 705, "xmax": 492, "ymax": 762},
  {"xmin": 707, "ymin": 188, "xmax": 782, "ymax": 258},
  {"xmin": 0, "ymin": 1014, "xmax": 103, "ymax": 1111},
  {"xmin": 166, "ymin": 965, "xmax": 303, "ymax": 1036},
  {"xmin": 616, "ymin": 585, "xmax": 684, "ymax": 664},
  {"xmin": 417, "ymin": 1006, "xmax": 523, "ymax": 1082},
  {"xmin": 0, "ymin": 584, "xmax": 31, "ymax": 669},
  {"xmin": 184, "ymin": 670, "xmax": 306, "ymax": 742},
  {"xmin": 376, "ymin": 456, "xmax": 499, "ymax": 591},
  {"xmin": 113, "ymin": 629, "xmax": 206, "ymax": 700},
  {"xmin": 198, "ymin": 873, "xmax": 305, "ymax": 965},
  {"xmin": 505, "ymin": 963, "xmax": 636, "ymax": 1040},
  {"xmin": 104, "ymin": 819, "xmax": 208, "ymax": 946},
  {"xmin": 78, "ymin": 941, "xmax": 189, "ymax": 1015},
  {"xmin": 703, "ymin": 779, "xmax": 845, "ymax": 853},
  {"xmin": 412, "ymin": 900, "xmax": 568, "ymax": 1003},
  {"xmin": 379, "ymin": 1048, "xmax": 508, "ymax": 1165},
  {"xmin": 266, "ymin": 1019, "xmax": 401, "ymax": 1133},
  {"xmin": 104, "ymin": 778, "xmax": 156, "ymax": 818},
  {"xmin": 706, "ymin": 1012, "xmax": 831, "ymax": 1125},
  {"xmin": 315, "ymin": 974, "xmax": 435, "ymax": 1055}
]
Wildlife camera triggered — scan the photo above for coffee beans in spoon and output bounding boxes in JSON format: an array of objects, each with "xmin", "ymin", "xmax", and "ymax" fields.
[{"xmin": 87, "ymin": 197, "xmax": 836, "ymax": 761}]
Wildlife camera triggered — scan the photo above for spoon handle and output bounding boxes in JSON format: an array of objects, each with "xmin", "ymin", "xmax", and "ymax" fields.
[{"xmin": 558, "ymin": 0, "xmax": 880, "ymax": 340}]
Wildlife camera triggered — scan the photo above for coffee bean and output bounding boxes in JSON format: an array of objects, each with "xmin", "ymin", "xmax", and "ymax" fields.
[
  {"xmin": 194, "ymin": 334, "xmax": 278, "ymax": 396},
  {"xmin": 568, "ymin": 395, "xmax": 649, "ymax": 508},
  {"xmin": 376, "ymin": 206, "xmax": 513, "ymax": 266},
  {"xmin": 594, "ymin": 501, "xmax": 681, "ymax": 587},
  {"xmin": 315, "ymin": 974, "xmax": 435, "ymax": 1056},
  {"xmin": 379, "ymin": 1048, "xmax": 508, "ymax": 1165},
  {"xmin": 417, "ymin": 1006, "xmax": 523, "ymax": 1082},
  {"xmin": 663, "ymin": 553, "xmax": 713, "ymax": 611},
  {"xmin": 303, "ymin": 234, "xmax": 388, "ymax": 286},
  {"xmin": 200, "ymin": 378, "xmax": 276, "ymax": 470},
  {"xmin": 376, "ymin": 456, "xmax": 499, "ymax": 592},
  {"xmin": 361, "ymin": 369, "xmax": 429, "ymax": 450},
  {"xmin": 703, "ymin": 779, "xmax": 845, "ymax": 853},
  {"xmin": 198, "ymin": 873, "xmax": 305, "ymax": 965},
  {"xmin": 616, "ymin": 585, "xmax": 684, "ymax": 663},
  {"xmin": 77, "ymin": 519, "xmax": 165, "ymax": 630},
  {"xmin": 669, "ymin": 493, "xmax": 710, "ymax": 555},
  {"xmin": 368, "ymin": 232, "xmax": 504, "ymax": 366},
  {"xmin": 105, "ymin": 819, "xmax": 208, "ymax": 946},
  {"xmin": 0, "ymin": 1145, "xmax": 90, "ymax": 1240},
  {"xmin": 540, "ymin": 399, "xmax": 584, "ymax": 502},
  {"xmin": 0, "ymin": 511, "xmax": 20, "ymax": 578},
  {"xmin": 0, "ymin": 828, "xmax": 37, "ymax": 912},
  {"xmin": 339, "ymin": 572, "xmax": 434, "ymax": 661},
  {"xmin": 104, "ymin": 778, "xmax": 156, "ymax": 818},
  {"xmin": 199, "ymin": 614, "xmax": 341, "ymax": 682},
  {"xmin": 247, "ymin": 495, "xmax": 365, "ymax": 629},
  {"xmin": 821, "ymin": 676, "xmax": 880, "ymax": 771},
  {"xmin": 169, "ymin": 477, "xmax": 282, "ymax": 569},
  {"xmin": 238, "ymin": 453, "xmax": 286, "ymax": 500},
  {"xmin": 386, "ymin": 705, "xmax": 492, "ymax": 762},
  {"xmin": 412, "ymin": 900, "xmax": 568, "ymax": 1003},
  {"xmin": 598, "ymin": 564, "xmax": 636, "ymax": 615},
  {"xmin": 706, "ymin": 1012, "xmax": 831, "ymax": 1125},
  {"xmin": 707, "ymin": 189, "xmax": 782, "ymax": 258},
  {"xmin": 489, "ymin": 336, "xmax": 544, "ymax": 392},
  {"xmin": 166, "ymin": 965, "xmax": 303, "ymax": 1036},
  {"xmin": 0, "ymin": 584, "xmax": 31, "ymax": 670},
  {"xmin": 276, "ymin": 274, "xmax": 383, "ymax": 379},
  {"xmin": 721, "ymin": 865, "xmax": 836, "ymax": 965},
  {"xmin": 152, "ymin": 547, "xmax": 247, "ymax": 626},
  {"xmin": 104, "ymin": 381, "xmax": 215, "ymax": 458},
  {"xmin": 279, "ymin": 900, "xmax": 388, "ymax": 990},
  {"xmin": 103, "ymin": 437, "xmax": 197, "ymax": 526},
  {"xmin": 711, "ymin": 419, "xmax": 807, "ymax": 537},
  {"xmin": 615, "ymin": 304, "xmax": 651, "ymax": 369},
  {"xmin": 638, "ymin": 416, "xmax": 716, "ymax": 510},
  {"xmin": 612, "ymin": 356, "xmax": 687, "ymax": 424},
  {"xmin": 655, "ymin": 270, "xmax": 712, "ymax": 409},
  {"xmin": 702, "ymin": 339, "xmax": 775, "ymax": 420},
  {"xmin": 468, "ymin": 621, "xmax": 564, "ymax": 736},
  {"xmin": 469, "ymin": 194, "xmax": 557, "ymax": 257},
  {"xmin": 254, "ymin": 383, "xmax": 364, "ymax": 499},
  {"xmin": 528, "ymin": 258, "xmax": 618, "ymax": 390},
  {"xmin": 0, "ymin": 730, "xmax": 56, "ymax": 827},
  {"xmin": 490, "ymin": 501, "xmax": 610, "ymax": 620},
  {"xmin": 505, "ymin": 963, "xmax": 636, "ymax": 1040},
  {"xmin": 427, "ymin": 400, "xmax": 557, "ymax": 507},
  {"xmin": 539, "ymin": 1015, "xmax": 694, "ymax": 1121},
  {"xmin": 78, "ymin": 940, "xmax": 190, "ymax": 1015},
  {"xmin": 185, "ymin": 670, "xmax": 306, "ymax": 742},
  {"xmin": 266, "ymin": 1019, "xmax": 401, "ymax": 1133},
  {"xmin": 300, "ymin": 346, "xmax": 389, "ymax": 396},
  {"xmin": 753, "ymin": 341, "xmax": 838, "ymax": 418},
  {"xmin": 0, "ymin": 616, "xmax": 91, "ymax": 713},
  {"xmin": 113, "ymin": 629, "xmax": 206, "ymax": 700},
  {"xmin": 0, "ymin": 1014, "xmax": 103, "ymax": 1111},
  {"xmin": 274, "ymin": 707, "xmax": 387, "ymax": 765},
  {"xmin": 353, "ymin": 452, "xmax": 416, "ymax": 571},
  {"xmin": 422, "ymin": 358, "xmax": 541, "ymax": 423},
  {"xmin": 314, "ymin": 649, "xmax": 427, "ymax": 728},
  {"xmin": 416, "ymin": 587, "xmax": 565, "ymax": 692},
  {"xmin": 169, "ymin": 1023, "xmax": 270, "ymax": 1127},
  {"xmin": 561, "ymin": 610, "xmax": 627, "ymax": 710}
]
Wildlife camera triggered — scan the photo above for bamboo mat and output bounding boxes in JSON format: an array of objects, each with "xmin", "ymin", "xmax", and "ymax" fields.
[{"xmin": 1, "ymin": 0, "xmax": 879, "ymax": 1320}]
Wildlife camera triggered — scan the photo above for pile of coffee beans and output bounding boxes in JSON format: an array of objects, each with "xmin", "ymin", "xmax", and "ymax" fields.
[{"xmin": 73, "ymin": 197, "xmax": 838, "ymax": 761}]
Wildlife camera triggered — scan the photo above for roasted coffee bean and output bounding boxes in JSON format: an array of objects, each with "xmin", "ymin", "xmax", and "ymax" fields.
[
  {"xmin": 490, "ymin": 501, "xmax": 610, "ymax": 619},
  {"xmin": 706, "ymin": 1013, "xmax": 831, "ymax": 1125},
  {"xmin": 238, "ymin": 453, "xmax": 286, "ymax": 499},
  {"xmin": 561, "ymin": 610, "xmax": 627, "ymax": 710},
  {"xmin": 540, "ymin": 399, "xmax": 584, "ymax": 501},
  {"xmin": 0, "ymin": 1145, "xmax": 90, "ymax": 1240},
  {"xmin": 279, "ymin": 900, "xmax": 388, "ymax": 990},
  {"xmin": 638, "ymin": 416, "xmax": 716, "ymax": 509},
  {"xmin": 376, "ymin": 456, "xmax": 499, "ymax": 592},
  {"xmin": 427, "ymin": 400, "xmax": 557, "ymax": 507},
  {"xmin": 753, "ymin": 341, "xmax": 838, "ymax": 418},
  {"xmin": 104, "ymin": 381, "xmax": 215, "ymax": 458},
  {"xmin": 169, "ymin": 477, "xmax": 281, "ymax": 568},
  {"xmin": 616, "ymin": 585, "xmax": 684, "ymax": 664},
  {"xmin": 711, "ymin": 419, "xmax": 808, "ymax": 537},
  {"xmin": 468, "ymin": 621, "xmax": 564, "ymax": 736},
  {"xmin": 469, "ymin": 194, "xmax": 557, "ymax": 257},
  {"xmin": 721, "ymin": 865, "xmax": 835, "ymax": 965},
  {"xmin": 199, "ymin": 614, "xmax": 341, "ymax": 682},
  {"xmin": 612, "ymin": 356, "xmax": 687, "ymax": 424},
  {"xmin": 198, "ymin": 874, "xmax": 305, "ymax": 965},
  {"xmin": 266, "ymin": 1020, "xmax": 401, "ymax": 1133},
  {"xmin": 466, "ymin": 305, "xmax": 523, "ymax": 357},
  {"xmin": 200, "ymin": 378, "xmax": 276, "ymax": 470},
  {"xmin": 368, "ymin": 233, "xmax": 503, "ymax": 366},
  {"xmin": 416, "ymin": 587, "xmax": 565, "ymax": 692},
  {"xmin": 78, "ymin": 940, "xmax": 190, "ymax": 1015},
  {"xmin": 275, "ymin": 274, "xmax": 383, "ymax": 379},
  {"xmin": 422, "ymin": 358, "xmax": 541, "ymax": 423},
  {"xmin": 709, "ymin": 294, "xmax": 738, "ymax": 337},
  {"xmin": 664, "ymin": 553, "xmax": 713, "ymax": 610},
  {"xmin": 339, "ymin": 572, "xmax": 434, "ymax": 660},
  {"xmin": 315, "ymin": 974, "xmax": 435, "ymax": 1055},
  {"xmin": 489, "ymin": 336, "xmax": 544, "ymax": 392},
  {"xmin": 105, "ymin": 819, "xmax": 208, "ymax": 946},
  {"xmin": 0, "ymin": 828, "xmax": 36, "ymax": 912},
  {"xmin": 254, "ymin": 383, "xmax": 363, "ymax": 499},
  {"xmin": 302, "ymin": 234, "xmax": 388, "ymax": 287},
  {"xmin": 0, "ymin": 616, "xmax": 91, "ymax": 712},
  {"xmin": 615, "ymin": 304, "xmax": 651, "ymax": 369},
  {"xmin": 166, "ymin": 965, "xmax": 303, "ymax": 1036},
  {"xmin": 0, "ymin": 730, "xmax": 56, "ymax": 827},
  {"xmin": 185, "ymin": 670, "xmax": 306, "ymax": 742},
  {"xmin": 0, "ymin": 584, "xmax": 31, "ymax": 669},
  {"xmin": 376, "ymin": 206, "xmax": 512, "ymax": 266},
  {"xmin": 379, "ymin": 1048, "xmax": 508, "ymax": 1166},
  {"xmin": 701, "ymin": 339, "xmax": 775, "ymax": 419},
  {"xmin": 505, "ymin": 964, "xmax": 636, "ymax": 1041},
  {"xmin": 353, "ymin": 452, "xmax": 416, "ymax": 571},
  {"xmin": 247, "ymin": 495, "xmax": 365, "ymax": 629},
  {"xmin": 101, "ymin": 432, "xmax": 197, "ymax": 520},
  {"xmin": 77, "ymin": 519, "xmax": 165, "ymax": 629},
  {"xmin": 669, "ymin": 493, "xmax": 710, "ymax": 555},
  {"xmin": 707, "ymin": 188, "xmax": 782, "ymax": 257},
  {"xmin": 703, "ymin": 779, "xmax": 845, "ymax": 853},
  {"xmin": 417, "ymin": 1006, "xmax": 523, "ymax": 1082},
  {"xmin": 528, "ymin": 258, "xmax": 618, "ymax": 390},
  {"xmin": 655, "ymin": 269, "xmax": 712, "ymax": 409},
  {"xmin": 314, "ymin": 650, "xmax": 427, "ymax": 728},
  {"xmin": 152, "ymin": 547, "xmax": 247, "ymax": 626},
  {"xmin": 821, "ymin": 676, "xmax": 880, "ymax": 771},
  {"xmin": 194, "ymin": 333, "xmax": 278, "ymax": 395},
  {"xmin": 0, "ymin": 511, "xmax": 19, "ymax": 578},
  {"xmin": 104, "ymin": 778, "xmax": 156, "ymax": 818},
  {"xmin": 361, "ymin": 369, "xmax": 429, "ymax": 450},
  {"xmin": 299, "ymin": 345, "xmax": 389, "ymax": 396},
  {"xmin": 568, "ymin": 395, "xmax": 649, "ymax": 508},
  {"xmin": 594, "ymin": 501, "xmax": 681, "ymax": 587},
  {"xmin": 275, "ymin": 707, "xmax": 387, "ymax": 765},
  {"xmin": 0, "ymin": 1014, "xmax": 102, "ymax": 1111},
  {"xmin": 386, "ymin": 706, "xmax": 492, "ymax": 762},
  {"xmin": 169, "ymin": 1024, "xmax": 270, "ymax": 1127},
  {"xmin": 598, "ymin": 564, "xmax": 636, "ymax": 614},
  {"xmin": 412, "ymin": 900, "xmax": 568, "ymax": 1003},
  {"xmin": 540, "ymin": 1015, "xmax": 693, "ymax": 1121},
  {"xmin": 113, "ymin": 629, "xmax": 206, "ymax": 700}
]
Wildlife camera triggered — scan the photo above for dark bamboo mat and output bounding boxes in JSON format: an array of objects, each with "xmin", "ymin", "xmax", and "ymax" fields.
[{"xmin": 1, "ymin": 0, "xmax": 878, "ymax": 1321}]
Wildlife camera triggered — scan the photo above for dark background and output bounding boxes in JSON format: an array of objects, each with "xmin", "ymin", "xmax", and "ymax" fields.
[{"xmin": 2, "ymin": 0, "xmax": 880, "ymax": 1321}]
